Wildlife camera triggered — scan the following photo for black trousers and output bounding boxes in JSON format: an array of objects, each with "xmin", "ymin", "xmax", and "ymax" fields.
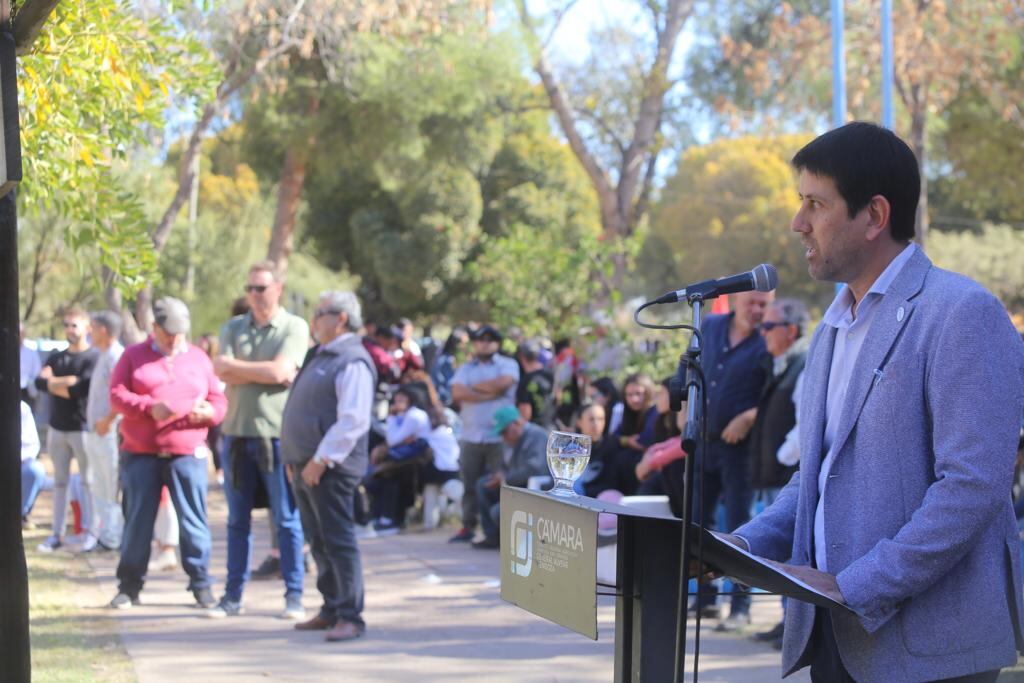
[{"xmin": 809, "ymin": 609, "xmax": 1000, "ymax": 683}]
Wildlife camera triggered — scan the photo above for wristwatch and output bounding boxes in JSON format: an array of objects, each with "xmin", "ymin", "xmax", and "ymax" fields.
[{"xmin": 314, "ymin": 454, "xmax": 334, "ymax": 469}]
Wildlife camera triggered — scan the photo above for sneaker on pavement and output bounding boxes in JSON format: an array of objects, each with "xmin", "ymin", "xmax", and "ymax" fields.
[
  {"xmin": 753, "ymin": 621, "xmax": 784, "ymax": 642},
  {"xmin": 280, "ymin": 595, "xmax": 305, "ymax": 621},
  {"xmin": 355, "ymin": 524, "xmax": 378, "ymax": 539},
  {"xmin": 471, "ymin": 536, "xmax": 500, "ymax": 550},
  {"xmin": 715, "ymin": 611, "xmax": 752, "ymax": 632},
  {"xmin": 109, "ymin": 592, "xmax": 140, "ymax": 610},
  {"xmin": 73, "ymin": 534, "xmax": 99, "ymax": 554},
  {"xmin": 448, "ymin": 527, "xmax": 474, "ymax": 543},
  {"xmin": 250, "ymin": 554, "xmax": 281, "ymax": 581},
  {"xmin": 37, "ymin": 536, "xmax": 62, "ymax": 553},
  {"xmin": 193, "ymin": 588, "xmax": 218, "ymax": 609},
  {"xmin": 205, "ymin": 596, "xmax": 242, "ymax": 618},
  {"xmin": 373, "ymin": 519, "xmax": 401, "ymax": 537}
]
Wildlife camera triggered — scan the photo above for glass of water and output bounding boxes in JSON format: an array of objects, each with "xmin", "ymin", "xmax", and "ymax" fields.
[{"xmin": 546, "ymin": 431, "xmax": 592, "ymax": 497}]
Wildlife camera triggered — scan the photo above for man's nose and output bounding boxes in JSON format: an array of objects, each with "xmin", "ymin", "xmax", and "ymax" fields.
[{"xmin": 791, "ymin": 206, "xmax": 809, "ymax": 233}]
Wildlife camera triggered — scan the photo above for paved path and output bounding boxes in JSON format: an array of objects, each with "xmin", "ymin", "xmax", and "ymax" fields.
[{"xmin": 83, "ymin": 485, "xmax": 806, "ymax": 683}]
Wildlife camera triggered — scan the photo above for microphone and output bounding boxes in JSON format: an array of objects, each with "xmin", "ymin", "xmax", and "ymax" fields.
[{"xmin": 653, "ymin": 264, "xmax": 778, "ymax": 304}]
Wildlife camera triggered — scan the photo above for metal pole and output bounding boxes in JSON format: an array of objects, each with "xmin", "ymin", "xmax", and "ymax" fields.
[
  {"xmin": 881, "ymin": 0, "xmax": 895, "ymax": 129},
  {"xmin": 831, "ymin": 0, "xmax": 846, "ymax": 128}
]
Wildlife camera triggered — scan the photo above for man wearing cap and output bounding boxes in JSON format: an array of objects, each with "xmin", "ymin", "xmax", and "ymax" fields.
[
  {"xmin": 209, "ymin": 261, "xmax": 310, "ymax": 620},
  {"xmin": 473, "ymin": 406, "xmax": 549, "ymax": 549},
  {"xmin": 448, "ymin": 325, "xmax": 520, "ymax": 542},
  {"xmin": 108, "ymin": 297, "xmax": 227, "ymax": 609}
]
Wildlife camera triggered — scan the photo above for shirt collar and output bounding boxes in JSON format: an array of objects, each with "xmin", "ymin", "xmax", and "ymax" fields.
[
  {"xmin": 321, "ymin": 332, "xmax": 355, "ymax": 354},
  {"xmin": 823, "ymin": 243, "xmax": 917, "ymax": 328},
  {"xmin": 150, "ymin": 336, "xmax": 188, "ymax": 357},
  {"xmin": 248, "ymin": 308, "xmax": 286, "ymax": 330}
]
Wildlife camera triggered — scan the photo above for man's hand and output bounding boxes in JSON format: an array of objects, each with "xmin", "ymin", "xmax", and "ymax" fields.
[
  {"xmin": 721, "ymin": 408, "xmax": 757, "ymax": 445},
  {"xmin": 635, "ymin": 457, "xmax": 652, "ymax": 483},
  {"xmin": 281, "ymin": 365, "xmax": 298, "ymax": 387},
  {"xmin": 150, "ymin": 402, "xmax": 174, "ymax": 421},
  {"xmin": 39, "ymin": 366, "xmax": 53, "ymax": 380},
  {"xmin": 188, "ymin": 399, "xmax": 215, "ymax": 425},
  {"xmin": 95, "ymin": 415, "xmax": 116, "ymax": 437},
  {"xmin": 302, "ymin": 458, "xmax": 327, "ymax": 487},
  {"xmin": 483, "ymin": 472, "xmax": 504, "ymax": 489},
  {"xmin": 766, "ymin": 561, "xmax": 845, "ymax": 605}
]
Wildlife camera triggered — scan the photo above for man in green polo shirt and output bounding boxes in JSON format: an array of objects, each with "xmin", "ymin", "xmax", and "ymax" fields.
[{"xmin": 208, "ymin": 261, "xmax": 310, "ymax": 620}]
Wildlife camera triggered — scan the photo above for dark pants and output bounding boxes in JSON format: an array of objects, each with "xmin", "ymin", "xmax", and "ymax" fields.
[
  {"xmin": 458, "ymin": 441, "xmax": 504, "ymax": 529},
  {"xmin": 117, "ymin": 453, "xmax": 212, "ymax": 596},
  {"xmin": 808, "ymin": 609, "xmax": 1000, "ymax": 683},
  {"xmin": 293, "ymin": 465, "xmax": 364, "ymax": 629},
  {"xmin": 476, "ymin": 475, "xmax": 502, "ymax": 542},
  {"xmin": 692, "ymin": 442, "xmax": 753, "ymax": 615},
  {"xmin": 221, "ymin": 436, "xmax": 304, "ymax": 601}
]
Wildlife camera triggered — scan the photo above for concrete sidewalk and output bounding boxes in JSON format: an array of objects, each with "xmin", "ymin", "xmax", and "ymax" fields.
[{"xmin": 83, "ymin": 485, "xmax": 805, "ymax": 682}]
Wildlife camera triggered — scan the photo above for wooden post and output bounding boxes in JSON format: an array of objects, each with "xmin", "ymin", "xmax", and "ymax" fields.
[{"xmin": 0, "ymin": 0, "xmax": 30, "ymax": 678}]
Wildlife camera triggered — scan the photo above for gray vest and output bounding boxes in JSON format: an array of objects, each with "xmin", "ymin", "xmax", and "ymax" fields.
[{"xmin": 279, "ymin": 336, "xmax": 377, "ymax": 477}]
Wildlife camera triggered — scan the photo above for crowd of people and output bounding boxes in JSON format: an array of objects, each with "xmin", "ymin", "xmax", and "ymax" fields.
[{"xmin": 17, "ymin": 254, "xmax": 821, "ymax": 645}]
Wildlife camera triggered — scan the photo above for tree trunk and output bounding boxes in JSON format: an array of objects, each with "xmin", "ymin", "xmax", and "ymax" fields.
[
  {"xmin": 266, "ymin": 91, "xmax": 321, "ymax": 276},
  {"xmin": 0, "ymin": 187, "xmax": 31, "ymax": 683},
  {"xmin": 909, "ymin": 106, "xmax": 929, "ymax": 247}
]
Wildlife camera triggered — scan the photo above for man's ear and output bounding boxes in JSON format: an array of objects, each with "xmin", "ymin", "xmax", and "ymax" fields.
[{"xmin": 864, "ymin": 195, "xmax": 892, "ymax": 241}]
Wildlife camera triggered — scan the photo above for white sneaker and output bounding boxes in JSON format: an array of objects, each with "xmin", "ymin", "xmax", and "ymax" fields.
[
  {"xmin": 70, "ymin": 534, "xmax": 99, "ymax": 554},
  {"xmin": 355, "ymin": 524, "xmax": 378, "ymax": 539},
  {"xmin": 280, "ymin": 595, "xmax": 305, "ymax": 620},
  {"xmin": 148, "ymin": 547, "xmax": 178, "ymax": 572},
  {"xmin": 37, "ymin": 536, "xmax": 62, "ymax": 553}
]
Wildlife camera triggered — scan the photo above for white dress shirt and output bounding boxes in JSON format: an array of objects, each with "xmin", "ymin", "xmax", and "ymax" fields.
[
  {"xmin": 21, "ymin": 401, "xmax": 40, "ymax": 461},
  {"xmin": 313, "ymin": 333, "xmax": 375, "ymax": 466},
  {"xmin": 814, "ymin": 243, "xmax": 917, "ymax": 572}
]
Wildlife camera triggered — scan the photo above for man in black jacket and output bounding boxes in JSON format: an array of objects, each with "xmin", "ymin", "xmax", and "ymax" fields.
[{"xmin": 748, "ymin": 297, "xmax": 810, "ymax": 646}]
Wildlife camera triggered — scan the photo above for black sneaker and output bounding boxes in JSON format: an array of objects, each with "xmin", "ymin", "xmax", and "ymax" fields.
[
  {"xmin": 193, "ymin": 587, "xmax": 217, "ymax": 609},
  {"xmin": 251, "ymin": 554, "xmax": 281, "ymax": 581},
  {"xmin": 448, "ymin": 527, "xmax": 474, "ymax": 543},
  {"xmin": 109, "ymin": 592, "xmax": 140, "ymax": 610},
  {"xmin": 472, "ymin": 536, "xmax": 500, "ymax": 550}
]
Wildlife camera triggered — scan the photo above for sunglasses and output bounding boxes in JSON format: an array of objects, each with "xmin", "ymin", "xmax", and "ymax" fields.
[
  {"xmin": 314, "ymin": 308, "xmax": 342, "ymax": 319},
  {"xmin": 759, "ymin": 321, "xmax": 789, "ymax": 332},
  {"xmin": 244, "ymin": 284, "xmax": 270, "ymax": 294}
]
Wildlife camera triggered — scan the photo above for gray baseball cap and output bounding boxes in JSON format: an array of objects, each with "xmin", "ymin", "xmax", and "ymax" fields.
[{"xmin": 153, "ymin": 297, "xmax": 191, "ymax": 335}]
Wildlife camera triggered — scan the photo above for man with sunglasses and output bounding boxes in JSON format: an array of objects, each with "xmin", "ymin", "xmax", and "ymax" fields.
[
  {"xmin": 281, "ymin": 291, "xmax": 377, "ymax": 642},
  {"xmin": 35, "ymin": 306, "xmax": 100, "ymax": 552},
  {"xmin": 209, "ymin": 261, "xmax": 310, "ymax": 620}
]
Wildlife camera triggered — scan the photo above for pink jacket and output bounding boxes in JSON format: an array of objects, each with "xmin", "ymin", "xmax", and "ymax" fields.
[{"xmin": 110, "ymin": 338, "xmax": 227, "ymax": 455}]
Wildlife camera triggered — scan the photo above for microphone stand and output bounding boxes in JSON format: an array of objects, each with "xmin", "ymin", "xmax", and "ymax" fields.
[{"xmin": 672, "ymin": 295, "xmax": 706, "ymax": 683}]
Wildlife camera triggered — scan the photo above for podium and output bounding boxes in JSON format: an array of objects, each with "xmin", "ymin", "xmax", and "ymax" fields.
[
  {"xmin": 500, "ymin": 486, "xmax": 846, "ymax": 682},
  {"xmin": 500, "ymin": 486, "xmax": 688, "ymax": 682}
]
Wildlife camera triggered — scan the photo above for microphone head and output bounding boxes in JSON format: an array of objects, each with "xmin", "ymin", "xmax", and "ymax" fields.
[{"xmin": 752, "ymin": 263, "xmax": 778, "ymax": 292}]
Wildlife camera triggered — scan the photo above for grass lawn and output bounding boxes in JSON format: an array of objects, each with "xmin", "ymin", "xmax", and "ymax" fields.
[{"xmin": 24, "ymin": 529, "xmax": 136, "ymax": 683}]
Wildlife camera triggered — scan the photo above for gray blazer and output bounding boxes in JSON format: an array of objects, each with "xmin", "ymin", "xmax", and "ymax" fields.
[{"xmin": 735, "ymin": 248, "xmax": 1024, "ymax": 682}]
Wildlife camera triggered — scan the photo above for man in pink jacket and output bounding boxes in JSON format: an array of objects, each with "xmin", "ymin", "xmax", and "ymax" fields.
[{"xmin": 107, "ymin": 297, "xmax": 227, "ymax": 609}]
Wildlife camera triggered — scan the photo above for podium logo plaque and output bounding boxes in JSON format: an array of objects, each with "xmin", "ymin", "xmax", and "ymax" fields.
[{"xmin": 500, "ymin": 487, "xmax": 598, "ymax": 639}]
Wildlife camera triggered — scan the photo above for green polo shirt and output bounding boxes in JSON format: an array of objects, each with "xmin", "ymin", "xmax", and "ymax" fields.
[{"xmin": 219, "ymin": 308, "xmax": 310, "ymax": 437}]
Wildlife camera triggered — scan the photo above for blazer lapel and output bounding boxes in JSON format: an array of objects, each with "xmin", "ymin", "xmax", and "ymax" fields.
[
  {"xmin": 799, "ymin": 324, "xmax": 834, "ymax": 528},
  {"xmin": 829, "ymin": 249, "xmax": 932, "ymax": 460}
]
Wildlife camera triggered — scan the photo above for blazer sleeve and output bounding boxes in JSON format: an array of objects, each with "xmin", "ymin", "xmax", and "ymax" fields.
[
  {"xmin": 835, "ymin": 289, "xmax": 1024, "ymax": 633},
  {"xmin": 733, "ymin": 469, "xmax": 801, "ymax": 562}
]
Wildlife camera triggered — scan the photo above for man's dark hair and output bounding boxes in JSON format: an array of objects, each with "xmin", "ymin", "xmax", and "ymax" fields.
[{"xmin": 792, "ymin": 122, "xmax": 920, "ymax": 242}]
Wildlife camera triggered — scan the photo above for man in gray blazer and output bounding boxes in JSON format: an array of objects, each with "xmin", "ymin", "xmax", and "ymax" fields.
[{"xmin": 730, "ymin": 122, "xmax": 1024, "ymax": 682}]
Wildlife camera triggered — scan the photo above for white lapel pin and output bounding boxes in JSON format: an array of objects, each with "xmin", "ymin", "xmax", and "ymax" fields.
[{"xmin": 896, "ymin": 306, "xmax": 905, "ymax": 322}]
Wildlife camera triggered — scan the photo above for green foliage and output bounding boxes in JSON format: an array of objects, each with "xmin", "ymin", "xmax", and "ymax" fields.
[
  {"xmin": 645, "ymin": 134, "xmax": 834, "ymax": 310},
  {"xmin": 17, "ymin": 0, "xmax": 218, "ymax": 295},
  {"xmin": 927, "ymin": 223, "xmax": 1024, "ymax": 313},
  {"xmin": 466, "ymin": 223, "xmax": 616, "ymax": 339}
]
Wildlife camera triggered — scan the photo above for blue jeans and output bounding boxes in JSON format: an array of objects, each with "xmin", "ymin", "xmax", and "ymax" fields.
[
  {"xmin": 293, "ymin": 465, "xmax": 364, "ymax": 628},
  {"xmin": 117, "ymin": 452, "xmax": 212, "ymax": 596},
  {"xmin": 221, "ymin": 436, "xmax": 304, "ymax": 601},
  {"xmin": 21, "ymin": 459, "xmax": 46, "ymax": 517},
  {"xmin": 692, "ymin": 442, "xmax": 753, "ymax": 615},
  {"xmin": 476, "ymin": 475, "xmax": 502, "ymax": 542}
]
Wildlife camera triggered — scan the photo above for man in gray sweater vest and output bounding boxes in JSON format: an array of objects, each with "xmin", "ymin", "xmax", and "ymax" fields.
[{"xmin": 280, "ymin": 291, "xmax": 377, "ymax": 643}]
